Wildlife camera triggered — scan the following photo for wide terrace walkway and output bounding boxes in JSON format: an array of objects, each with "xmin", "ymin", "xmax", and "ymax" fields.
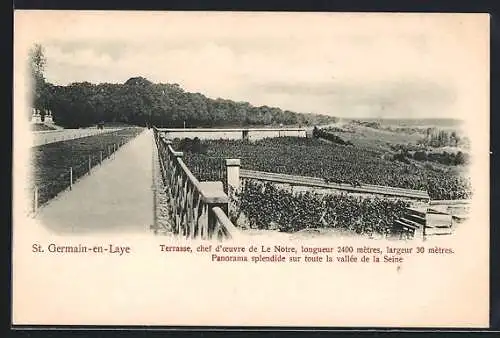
[{"xmin": 35, "ymin": 129, "xmax": 154, "ymax": 234}]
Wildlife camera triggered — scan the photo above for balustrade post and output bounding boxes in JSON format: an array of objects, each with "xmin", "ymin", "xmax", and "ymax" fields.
[
  {"xmin": 208, "ymin": 205, "xmax": 217, "ymax": 238},
  {"xmin": 69, "ymin": 167, "xmax": 73, "ymax": 190},
  {"xmin": 199, "ymin": 181, "xmax": 230, "ymax": 240},
  {"xmin": 208, "ymin": 202, "xmax": 229, "ymax": 240},
  {"xmin": 171, "ymin": 150, "xmax": 184, "ymax": 235},
  {"xmin": 225, "ymin": 159, "xmax": 240, "ymax": 192}
]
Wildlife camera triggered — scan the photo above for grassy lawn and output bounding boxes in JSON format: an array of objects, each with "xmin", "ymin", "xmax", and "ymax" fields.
[{"xmin": 29, "ymin": 127, "xmax": 143, "ymax": 209}]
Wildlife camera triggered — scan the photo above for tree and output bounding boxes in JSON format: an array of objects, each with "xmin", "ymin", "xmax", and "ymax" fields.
[
  {"xmin": 29, "ymin": 43, "xmax": 46, "ymax": 82},
  {"xmin": 426, "ymin": 127, "xmax": 432, "ymax": 140},
  {"xmin": 312, "ymin": 126, "xmax": 319, "ymax": 138},
  {"xmin": 43, "ymin": 75, "xmax": 338, "ymax": 128},
  {"xmin": 455, "ymin": 151, "xmax": 466, "ymax": 165},
  {"xmin": 450, "ymin": 131, "xmax": 458, "ymax": 147},
  {"xmin": 414, "ymin": 151, "xmax": 427, "ymax": 161},
  {"xmin": 29, "ymin": 43, "xmax": 48, "ymax": 118}
]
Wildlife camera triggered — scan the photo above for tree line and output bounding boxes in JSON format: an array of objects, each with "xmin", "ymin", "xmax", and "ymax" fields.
[
  {"xmin": 418, "ymin": 128, "xmax": 469, "ymax": 149},
  {"xmin": 392, "ymin": 149, "xmax": 469, "ymax": 166},
  {"xmin": 30, "ymin": 45, "xmax": 336, "ymax": 129},
  {"xmin": 312, "ymin": 127, "xmax": 353, "ymax": 146}
]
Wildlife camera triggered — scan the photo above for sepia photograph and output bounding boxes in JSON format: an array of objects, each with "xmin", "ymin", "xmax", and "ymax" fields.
[{"xmin": 12, "ymin": 11, "xmax": 490, "ymax": 327}]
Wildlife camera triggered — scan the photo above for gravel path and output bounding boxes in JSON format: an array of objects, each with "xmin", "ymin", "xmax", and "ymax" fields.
[{"xmin": 36, "ymin": 130, "xmax": 154, "ymax": 235}]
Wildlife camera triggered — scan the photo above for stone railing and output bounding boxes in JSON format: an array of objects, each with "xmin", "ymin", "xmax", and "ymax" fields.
[
  {"xmin": 156, "ymin": 127, "xmax": 307, "ymax": 140},
  {"xmin": 153, "ymin": 127, "xmax": 240, "ymax": 240}
]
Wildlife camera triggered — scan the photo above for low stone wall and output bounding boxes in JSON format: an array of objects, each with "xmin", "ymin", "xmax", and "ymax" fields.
[{"xmin": 159, "ymin": 128, "xmax": 307, "ymax": 140}]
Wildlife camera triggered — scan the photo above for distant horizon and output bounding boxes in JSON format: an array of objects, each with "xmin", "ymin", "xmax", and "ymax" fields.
[{"xmin": 342, "ymin": 117, "xmax": 464, "ymax": 122}]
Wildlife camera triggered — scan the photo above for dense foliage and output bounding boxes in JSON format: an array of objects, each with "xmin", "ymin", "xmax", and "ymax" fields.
[
  {"xmin": 313, "ymin": 127, "xmax": 353, "ymax": 145},
  {"xmin": 36, "ymin": 77, "xmax": 336, "ymax": 128},
  {"xmin": 178, "ymin": 136, "xmax": 472, "ymax": 200},
  {"xmin": 418, "ymin": 128, "xmax": 469, "ymax": 148},
  {"xmin": 232, "ymin": 180, "xmax": 410, "ymax": 235},
  {"xmin": 389, "ymin": 144, "xmax": 469, "ymax": 166},
  {"xmin": 30, "ymin": 45, "xmax": 336, "ymax": 128}
]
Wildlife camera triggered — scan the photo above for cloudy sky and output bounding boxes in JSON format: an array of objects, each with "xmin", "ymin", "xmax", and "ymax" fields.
[{"xmin": 17, "ymin": 11, "xmax": 488, "ymax": 118}]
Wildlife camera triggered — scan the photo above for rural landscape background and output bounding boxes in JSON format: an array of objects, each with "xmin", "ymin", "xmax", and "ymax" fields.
[
  {"xmin": 25, "ymin": 12, "xmax": 476, "ymax": 240},
  {"xmin": 13, "ymin": 13, "xmax": 490, "ymax": 329},
  {"xmin": 27, "ymin": 39, "xmax": 471, "ymax": 240}
]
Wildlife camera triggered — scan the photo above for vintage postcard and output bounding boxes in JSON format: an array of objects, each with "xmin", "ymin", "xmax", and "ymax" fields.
[{"xmin": 12, "ymin": 11, "xmax": 490, "ymax": 327}]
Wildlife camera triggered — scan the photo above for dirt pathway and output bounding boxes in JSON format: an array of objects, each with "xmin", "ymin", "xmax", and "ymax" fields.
[{"xmin": 35, "ymin": 130, "xmax": 154, "ymax": 235}]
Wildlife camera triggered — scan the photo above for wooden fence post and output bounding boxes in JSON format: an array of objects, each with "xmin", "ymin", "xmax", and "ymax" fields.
[
  {"xmin": 88, "ymin": 155, "xmax": 91, "ymax": 174},
  {"xmin": 100, "ymin": 151, "xmax": 103, "ymax": 164},
  {"xmin": 69, "ymin": 167, "xmax": 73, "ymax": 190}
]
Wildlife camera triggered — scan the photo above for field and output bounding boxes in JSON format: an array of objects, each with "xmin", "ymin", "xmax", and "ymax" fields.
[
  {"xmin": 171, "ymin": 119, "xmax": 472, "ymax": 235},
  {"xmin": 176, "ymin": 134, "xmax": 471, "ymax": 201},
  {"xmin": 29, "ymin": 127, "xmax": 143, "ymax": 209},
  {"xmin": 333, "ymin": 124, "xmax": 424, "ymax": 150},
  {"xmin": 176, "ymin": 127, "xmax": 468, "ymax": 235}
]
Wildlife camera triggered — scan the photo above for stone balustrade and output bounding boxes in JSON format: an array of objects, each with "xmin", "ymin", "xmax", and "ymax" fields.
[{"xmin": 153, "ymin": 127, "xmax": 240, "ymax": 240}]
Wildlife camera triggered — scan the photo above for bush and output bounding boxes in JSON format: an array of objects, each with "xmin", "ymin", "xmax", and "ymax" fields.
[
  {"xmin": 237, "ymin": 180, "xmax": 410, "ymax": 235},
  {"xmin": 313, "ymin": 128, "xmax": 353, "ymax": 146},
  {"xmin": 455, "ymin": 151, "xmax": 467, "ymax": 165},
  {"xmin": 393, "ymin": 152, "xmax": 410, "ymax": 164},
  {"xmin": 413, "ymin": 151, "xmax": 427, "ymax": 161}
]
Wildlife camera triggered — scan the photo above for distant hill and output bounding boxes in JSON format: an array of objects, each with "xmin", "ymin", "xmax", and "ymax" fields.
[
  {"xmin": 348, "ymin": 118, "xmax": 463, "ymax": 128},
  {"xmin": 39, "ymin": 77, "xmax": 337, "ymax": 129}
]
